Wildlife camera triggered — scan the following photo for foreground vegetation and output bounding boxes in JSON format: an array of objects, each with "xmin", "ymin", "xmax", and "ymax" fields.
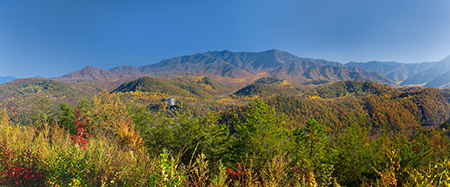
[{"xmin": 1, "ymin": 90, "xmax": 450, "ymax": 187}]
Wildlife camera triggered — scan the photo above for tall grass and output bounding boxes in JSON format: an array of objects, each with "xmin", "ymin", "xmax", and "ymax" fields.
[
  {"xmin": 0, "ymin": 109, "xmax": 179, "ymax": 186},
  {"xmin": 2, "ymin": 103, "xmax": 450, "ymax": 186},
  {"xmin": 0, "ymin": 118, "xmax": 330, "ymax": 186}
]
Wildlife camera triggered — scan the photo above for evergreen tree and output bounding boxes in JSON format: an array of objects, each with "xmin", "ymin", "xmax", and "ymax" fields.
[
  {"xmin": 57, "ymin": 99, "xmax": 90, "ymax": 135},
  {"xmin": 57, "ymin": 102, "xmax": 77, "ymax": 135},
  {"xmin": 233, "ymin": 99, "xmax": 289, "ymax": 169},
  {"xmin": 31, "ymin": 97, "xmax": 55, "ymax": 129},
  {"xmin": 330, "ymin": 122, "xmax": 373, "ymax": 185},
  {"xmin": 293, "ymin": 117, "xmax": 329, "ymax": 170}
]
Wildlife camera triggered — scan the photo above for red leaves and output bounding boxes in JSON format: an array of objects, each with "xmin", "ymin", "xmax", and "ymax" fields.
[
  {"xmin": 187, "ymin": 162, "xmax": 249, "ymax": 186},
  {"xmin": 0, "ymin": 152, "xmax": 44, "ymax": 185},
  {"xmin": 225, "ymin": 162, "xmax": 248, "ymax": 186},
  {"xmin": 70, "ymin": 107, "xmax": 90, "ymax": 150},
  {"xmin": 1, "ymin": 166, "xmax": 44, "ymax": 185}
]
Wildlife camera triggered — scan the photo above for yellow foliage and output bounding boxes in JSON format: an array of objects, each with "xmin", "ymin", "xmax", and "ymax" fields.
[
  {"xmin": 406, "ymin": 159, "xmax": 450, "ymax": 186},
  {"xmin": 308, "ymin": 95, "xmax": 323, "ymax": 100},
  {"xmin": 0, "ymin": 106, "xmax": 10, "ymax": 126},
  {"xmin": 85, "ymin": 90, "xmax": 144, "ymax": 151},
  {"xmin": 280, "ymin": 80, "xmax": 291, "ymax": 85},
  {"xmin": 115, "ymin": 118, "xmax": 145, "ymax": 151},
  {"xmin": 200, "ymin": 83, "xmax": 214, "ymax": 91}
]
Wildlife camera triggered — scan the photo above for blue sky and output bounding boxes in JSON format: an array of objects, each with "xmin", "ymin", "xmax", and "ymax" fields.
[{"xmin": 1, "ymin": 0, "xmax": 450, "ymax": 78}]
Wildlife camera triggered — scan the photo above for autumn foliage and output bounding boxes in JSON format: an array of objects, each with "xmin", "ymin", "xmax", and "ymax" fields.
[
  {"xmin": 70, "ymin": 107, "xmax": 89, "ymax": 150},
  {"xmin": 2, "ymin": 81, "xmax": 450, "ymax": 186}
]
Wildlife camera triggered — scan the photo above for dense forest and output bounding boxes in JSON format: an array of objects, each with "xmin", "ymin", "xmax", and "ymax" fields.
[{"xmin": 2, "ymin": 76, "xmax": 450, "ymax": 186}]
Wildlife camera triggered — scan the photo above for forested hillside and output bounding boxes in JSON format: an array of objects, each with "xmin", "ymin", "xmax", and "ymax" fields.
[
  {"xmin": 2, "ymin": 73, "xmax": 450, "ymax": 186},
  {"xmin": 231, "ymin": 77, "xmax": 304, "ymax": 99},
  {"xmin": 0, "ymin": 78, "xmax": 92, "ymax": 124},
  {"xmin": 223, "ymin": 81, "xmax": 450, "ymax": 134},
  {"xmin": 113, "ymin": 76, "xmax": 232, "ymax": 99},
  {"xmin": 2, "ymin": 88, "xmax": 450, "ymax": 186}
]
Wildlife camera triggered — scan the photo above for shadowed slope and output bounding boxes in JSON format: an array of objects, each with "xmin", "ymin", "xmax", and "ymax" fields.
[
  {"xmin": 108, "ymin": 49, "xmax": 396, "ymax": 87},
  {"xmin": 56, "ymin": 66, "xmax": 119, "ymax": 82}
]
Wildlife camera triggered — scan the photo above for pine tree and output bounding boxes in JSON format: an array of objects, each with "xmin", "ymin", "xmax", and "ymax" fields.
[
  {"xmin": 233, "ymin": 99, "xmax": 289, "ymax": 169},
  {"xmin": 31, "ymin": 97, "xmax": 55, "ymax": 129},
  {"xmin": 293, "ymin": 117, "xmax": 329, "ymax": 169}
]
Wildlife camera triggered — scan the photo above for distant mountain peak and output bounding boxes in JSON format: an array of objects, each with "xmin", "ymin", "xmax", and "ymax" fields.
[
  {"xmin": 263, "ymin": 48, "xmax": 287, "ymax": 56},
  {"xmin": 0, "ymin": 76, "xmax": 17, "ymax": 84},
  {"xmin": 56, "ymin": 66, "xmax": 119, "ymax": 82},
  {"xmin": 83, "ymin": 65, "xmax": 95, "ymax": 69},
  {"xmin": 266, "ymin": 48, "xmax": 280, "ymax": 52},
  {"xmin": 106, "ymin": 49, "xmax": 394, "ymax": 87},
  {"xmin": 78, "ymin": 65, "xmax": 97, "ymax": 72}
]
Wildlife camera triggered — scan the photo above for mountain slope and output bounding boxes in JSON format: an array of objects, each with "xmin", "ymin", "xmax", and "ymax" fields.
[
  {"xmin": 222, "ymin": 81, "xmax": 450, "ymax": 134},
  {"xmin": 56, "ymin": 66, "xmax": 119, "ymax": 82},
  {"xmin": 346, "ymin": 61, "xmax": 435, "ymax": 82},
  {"xmin": 0, "ymin": 78, "xmax": 91, "ymax": 123},
  {"xmin": 0, "ymin": 76, "xmax": 17, "ymax": 84},
  {"xmin": 424, "ymin": 70, "xmax": 450, "ymax": 88},
  {"xmin": 108, "ymin": 65, "xmax": 143, "ymax": 78},
  {"xmin": 304, "ymin": 80, "xmax": 401, "ymax": 99},
  {"xmin": 231, "ymin": 77, "xmax": 302, "ymax": 99},
  {"xmin": 108, "ymin": 49, "xmax": 396, "ymax": 87},
  {"xmin": 166, "ymin": 76, "xmax": 232, "ymax": 97},
  {"xmin": 112, "ymin": 76, "xmax": 231, "ymax": 99},
  {"xmin": 401, "ymin": 55, "xmax": 450, "ymax": 86},
  {"xmin": 112, "ymin": 76, "xmax": 195, "ymax": 97}
]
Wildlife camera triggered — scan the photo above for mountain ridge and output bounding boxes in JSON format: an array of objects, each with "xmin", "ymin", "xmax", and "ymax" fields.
[
  {"xmin": 56, "ymin": 66, "xmax": 120, "ymax": 82},
  {"xmin": 0, "ymin": 76, "xmax": 17, "ymax": 84},
  {"xmin": 112, "ymin": 75, "xmax": 232, "ymax": 99},
  {"xmin": 346, "ymin": 55, "xmax": 450, "ymax": 88},
  {"xmin": 346, "ymin": 61, "xmax": 436, "ymax": 82},
  {"xmin": 107, "ymin": 49, "xmax": 396, "ymax": 87},
  {"xmin": 401, "ymin": 55, "xmax": 450, "ymax": 86}
]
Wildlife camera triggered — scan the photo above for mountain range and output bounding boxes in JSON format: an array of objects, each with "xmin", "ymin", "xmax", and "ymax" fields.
[
  {"xmin": 3, "ymin": 49, "xmax": 450, "ymax": 128},
  {"xmin": 345, "ymin": 61, "xmax": 435, "ymax": 83},
  {"xmin": 53, "ymin": 49, "xmax": 396, "ymax": 88},
  {"xmin": 4, "ymin": 49, "xmax": 450, "ymax": 89},
  {"xmin": 403, "ymin": 56, "xmax": 450, "ymax": 87},
  {"xmin": 346, "ymin": 55, "xmax": 450, "ymax": 88}
]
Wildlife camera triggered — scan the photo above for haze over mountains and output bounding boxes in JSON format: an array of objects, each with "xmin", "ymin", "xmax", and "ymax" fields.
[
  {"xmin": 53, "ymin": 49, "xmax": 395, "ymax": 87},
  {"xmin": 0, "ymin": 76, "xmax": 17, "ymax": 84},
  {"xmin": 3, "ymin": 49, "xmax": 450, "ymax": 89},
  {"xmin": 345, "ymin": 61, "xmax": 435, "ymax": 83},
  {"xmin": 346, "ymin": 55, "xmax": 450, "ymax": 88},
  {"xmin": 403, "ymin": 56, "xmax": 450, "ymax": 87}
]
